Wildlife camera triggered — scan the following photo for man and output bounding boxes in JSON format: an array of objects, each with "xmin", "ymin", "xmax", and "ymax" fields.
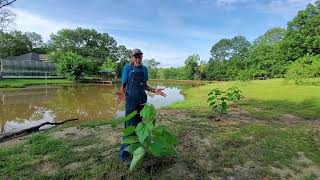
[{"xmin": 117, "ymin": 48, "xmax": 166, "ymax": 161}]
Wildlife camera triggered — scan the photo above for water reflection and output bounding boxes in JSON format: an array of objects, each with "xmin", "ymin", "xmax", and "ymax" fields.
[{"xmin": 0, "ymin": 83, "xmax": 185, "ymax": 133}]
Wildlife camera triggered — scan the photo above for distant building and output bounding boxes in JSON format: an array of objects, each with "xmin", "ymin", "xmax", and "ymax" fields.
[{"xmin": 0, "ymin": 53, "xmax": 57, "ymax": 78}]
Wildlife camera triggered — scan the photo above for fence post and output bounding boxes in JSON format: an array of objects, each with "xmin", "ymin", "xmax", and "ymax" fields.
[{"xmin": 0, "ymin": 59, "xmax": 2, "ymax": 79}]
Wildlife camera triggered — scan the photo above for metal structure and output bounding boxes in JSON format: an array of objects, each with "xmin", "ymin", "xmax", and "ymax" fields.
[{"xmin": 0, "ymin": 53, "xmax": 57, "ymax": 78}]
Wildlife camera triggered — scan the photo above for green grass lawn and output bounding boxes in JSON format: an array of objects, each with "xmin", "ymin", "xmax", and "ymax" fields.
[
  {"xmin": 170, "ymin": 78, "xmax": 320, "ymax": 120},
  {"xmin": 0, "ymin": 79, "xmax": 73, "ymax": 88}
]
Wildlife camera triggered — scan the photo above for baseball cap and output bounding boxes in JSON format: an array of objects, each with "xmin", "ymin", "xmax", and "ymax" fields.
[{"xmin": 132, "ymin": 48, "xmax": 143, "ymax": 56}]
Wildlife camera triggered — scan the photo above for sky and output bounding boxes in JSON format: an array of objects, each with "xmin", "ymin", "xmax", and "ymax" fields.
[{"xmin": 8, "ymin": 0, "xmax": 316, "ymax": 67}]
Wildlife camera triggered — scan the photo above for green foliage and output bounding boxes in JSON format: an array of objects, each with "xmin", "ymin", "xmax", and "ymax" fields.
[
  {"xmin": 281, "ymin": 1, "xmax": 320, "ymax": 61},
  {"xmin": 158, "ymin": 67, "xmax": 186, "ymax": 80},
  {"xmin": 285, "ymin": 54, "xmax": 320, "ymax": 81},
  {"xmin": 207, "ymin": 86, "xmax": 244, "ymax": 114},
  {"xmin": 115, "ymin": 45, "xmax": 132, "ymax": 77},
  {"xmin": 226, "ymin": 86, "xmax": 244, "ymax": 102},
  {"xmin": 143, "ymin": 58, "xmax": 160, "ymax": 79},
  {"xmin": 100, "ymin": 57, "xmax": 116, "ymax": 71},
  {"xmin": 117, "ymin": 104, "xmax": 178, "ymax": 171},
  {"xmin": 56, "ymin": 52, "xmax": 91, "ymax": 81},
  {"xmin": 48, "ymin": 28, "xmax": 117, "ymax": 62},
  {"xmin": 0, "ymin": 31, "xmax": 45, "ymax": 58},
  {"xmin": 184, "ymin": 54, "xmax": 200, "ymax": 80},
  {"xmin": 130, "ymin": 147, "xmax": 146, "ymax": 171}
]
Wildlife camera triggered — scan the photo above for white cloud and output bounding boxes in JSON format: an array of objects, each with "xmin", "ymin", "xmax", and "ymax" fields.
[
  {"xmin": 10, "ymin": 8, "xmax": 79, "ymax": 41},
  {"xmin": 9, "ymin": 8, "xmax": 192, "ymax": 67}
]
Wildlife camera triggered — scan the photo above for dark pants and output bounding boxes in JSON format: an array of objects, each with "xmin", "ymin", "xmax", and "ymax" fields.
[{"xmin": 119, "ymin": 94, "xmax": 146, "ymax": 161}]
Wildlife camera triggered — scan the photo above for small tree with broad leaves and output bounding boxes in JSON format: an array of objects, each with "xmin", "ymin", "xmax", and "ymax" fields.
[{"xmin": 112, "ymin": 104, "xmax": 178, "ymax": 171}]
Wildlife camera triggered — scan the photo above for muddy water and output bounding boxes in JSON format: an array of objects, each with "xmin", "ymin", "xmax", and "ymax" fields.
[{"xmin": 0, "ymin": 83, "xmax": 186, "ymax": 133}]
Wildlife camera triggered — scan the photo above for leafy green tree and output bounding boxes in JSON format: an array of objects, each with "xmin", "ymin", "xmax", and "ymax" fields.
[
  {"xmin": 208, "ymin": 36, "xmax": 250, "ymax": 80},
  {"xmin": 253, "ymin": 28, "xmax": 286, "ymax": 46},
  {"xmin": 184, "ymin": 54, "xmax": 200, "ymax": 80},
  {"xmin": 25, "ymin": 32, "xmax": 45, "ymax": 51},
  {"xmin": 281, "ymin": 1, "xmax": 320, "ymax": 61},
  {"xmin": 239, "ymin": 28, "xmax": 287, "ymax": 80},
  {"xmin": 0, "ymin": 31, "xmax": 30, "ymax": 58},
  {"xmin": 100, "ymin": 57, "xmax": 116, "ymax": 71},
  {"xmin": 0, "ymin": 31, "xmax": 45, "ymax": 58},
  {"xmin": 158, "ymin": 67, "xmax": 186, "ymax": 80},
  {"xmin": 49, "ymin": 28, "xmax": 117, "ymax": 62},
  {"xmin": 56, "ymin": 52, "xmax": 91, "ymax": 81},
  {"xmin": 210, "ymin": 35, "xmax": 250, "ymax": 61},
  {"xmin": 143, "ymin": 58, "xmax": 160, "ymax": 79},
  {"xmin": 115, "ymin": 45, "xmax": 132, "ymax": 77},
  {"xmin": 285, "ymin": 54, "xmax": 320, "ymax": 81}
]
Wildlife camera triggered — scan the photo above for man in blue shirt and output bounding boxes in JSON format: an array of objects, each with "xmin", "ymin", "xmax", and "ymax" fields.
[{"xmin": 117, "ymin": 48, "xmax": 166, "ymax": 161}]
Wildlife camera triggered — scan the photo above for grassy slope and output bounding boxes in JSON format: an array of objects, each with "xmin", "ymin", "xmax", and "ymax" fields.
[
  {"xmin": 0, "ymin": 79, "xmax": 73, "ymax": 88},
  {"xmin": 170, "ymin": 78, "xmax": 320, "ymax": 120}
]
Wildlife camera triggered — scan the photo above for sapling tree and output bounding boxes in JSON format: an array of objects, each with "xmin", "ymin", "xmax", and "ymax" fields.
[
  {"xmin": 112, "ymin": 104, "xmax": 178, "ymax": 171},
  {"xmin": 207, "ymin": 86, "xmax": 244, "ymax": 114}
]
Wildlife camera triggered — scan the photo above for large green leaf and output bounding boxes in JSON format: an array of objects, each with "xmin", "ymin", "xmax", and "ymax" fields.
[
  {"xmin": 122, "ymin": 136, "xmax": 139, "ymax": 144},
  {"xmin": 148, "ymin": 135, "xmax": 177, "ymax": 157},
  {"xmin": 135, "ymin": 122, "xmax": 149, "ymax": 144},
  {"xmin": 140, "ymin": 104, "xmax": 156, "ymax": 122},
  {"xmin": 125, "ymin": 143, "xmax": 142, "ymax": 154},
  {"xmin": 130, "ymin": 147, "xmax": 145, "ymax": 171},
  {"xmin": 146, "ymin": 121, "xmax": 154, "ymax": 130},
  {"xmin": 111, "ymin": 111, "xmax": 137, "ymax": 127},
  {"xmin": 122, "ymin": 126, "xmax": 135, "ymax": 136},
  {"xmin": 148, "ymin": 139, "xmax": 164, "ymax": 157}
]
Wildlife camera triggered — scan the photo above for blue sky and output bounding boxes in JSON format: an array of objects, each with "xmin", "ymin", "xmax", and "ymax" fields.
[{"xmin": 10, "ymin": 0, "xmax": 315, "ymax": 67}]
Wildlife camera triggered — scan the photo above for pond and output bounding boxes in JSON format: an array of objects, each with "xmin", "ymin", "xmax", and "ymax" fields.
[{"xmin": 0, "ymin": 82, "xmax": 190, "ymax": 133}]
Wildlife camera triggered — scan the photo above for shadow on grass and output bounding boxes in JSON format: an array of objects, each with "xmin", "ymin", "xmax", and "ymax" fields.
[{"xmin": 242, "ymin": 98, "xmax": 320, "ymax": 120}]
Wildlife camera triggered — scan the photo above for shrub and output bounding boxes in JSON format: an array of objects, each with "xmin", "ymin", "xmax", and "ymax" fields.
[
  {"xmin": 207, "ymin": 86, "xmax": 244, "ymax": 114},
  {"xmin": 285, "ymin": 54, "xmax": 320, "ymax": 81},
  {"xmin": 56, "ymin": 52, "xmax": 91, "ymax": 81},
  {"xmin": 112, "ymin": 104, "xmax": 178, "ymax": 171}
]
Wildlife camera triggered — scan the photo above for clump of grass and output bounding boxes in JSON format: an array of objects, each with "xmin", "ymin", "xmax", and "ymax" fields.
[{"xmin": 79, "ymin": 119, "xmax": 112, "ymax": 128}]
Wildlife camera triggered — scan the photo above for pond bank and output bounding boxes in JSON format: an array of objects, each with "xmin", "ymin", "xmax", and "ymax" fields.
[{"xmin": 0, "ymin": 79, "xmax": 74, "ymax": 88}]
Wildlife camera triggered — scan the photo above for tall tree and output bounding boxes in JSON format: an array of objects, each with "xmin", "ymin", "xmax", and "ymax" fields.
[
  {"xmin": 208, "ymin": 36, "xmax": 250, "ymax": 80},
  {"xmin": 184, "ymin": 54, "xmax": 200, "ymax": 80},
  {"xmin": 115, "ymin": 45, "xmax": 132, "ymax": 77},
  {"xmin": 243, "ymin": 27, "xmax": 287, "ymax": 79},
  {"xmin": 281, "ymin": 1, "xmax": 320, "ymax": 61},
  {"xmin": 0, "ymin": 31, "xmax": 45, "ymax": 58},
  {"xmin": 254, "ymin": 28, "xmax": 286, "ymax": 46},
  {"xmin": 0, "ymin": 31, "xmax": 30, "ymax": 58},
  {"xmin": 48, "ymin": 28, "xmax": 117, "ymax": 62},
  {"xmin": 143, "ymin": 58, "xmax": 160, "ymax": 79},
  {"xmin": 210, "ymin": 35, "xmax": 250, "ymax": 61},
  {"xmin": 25, "ymin": 32, "xmax": 45, "ymax": 50}
]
